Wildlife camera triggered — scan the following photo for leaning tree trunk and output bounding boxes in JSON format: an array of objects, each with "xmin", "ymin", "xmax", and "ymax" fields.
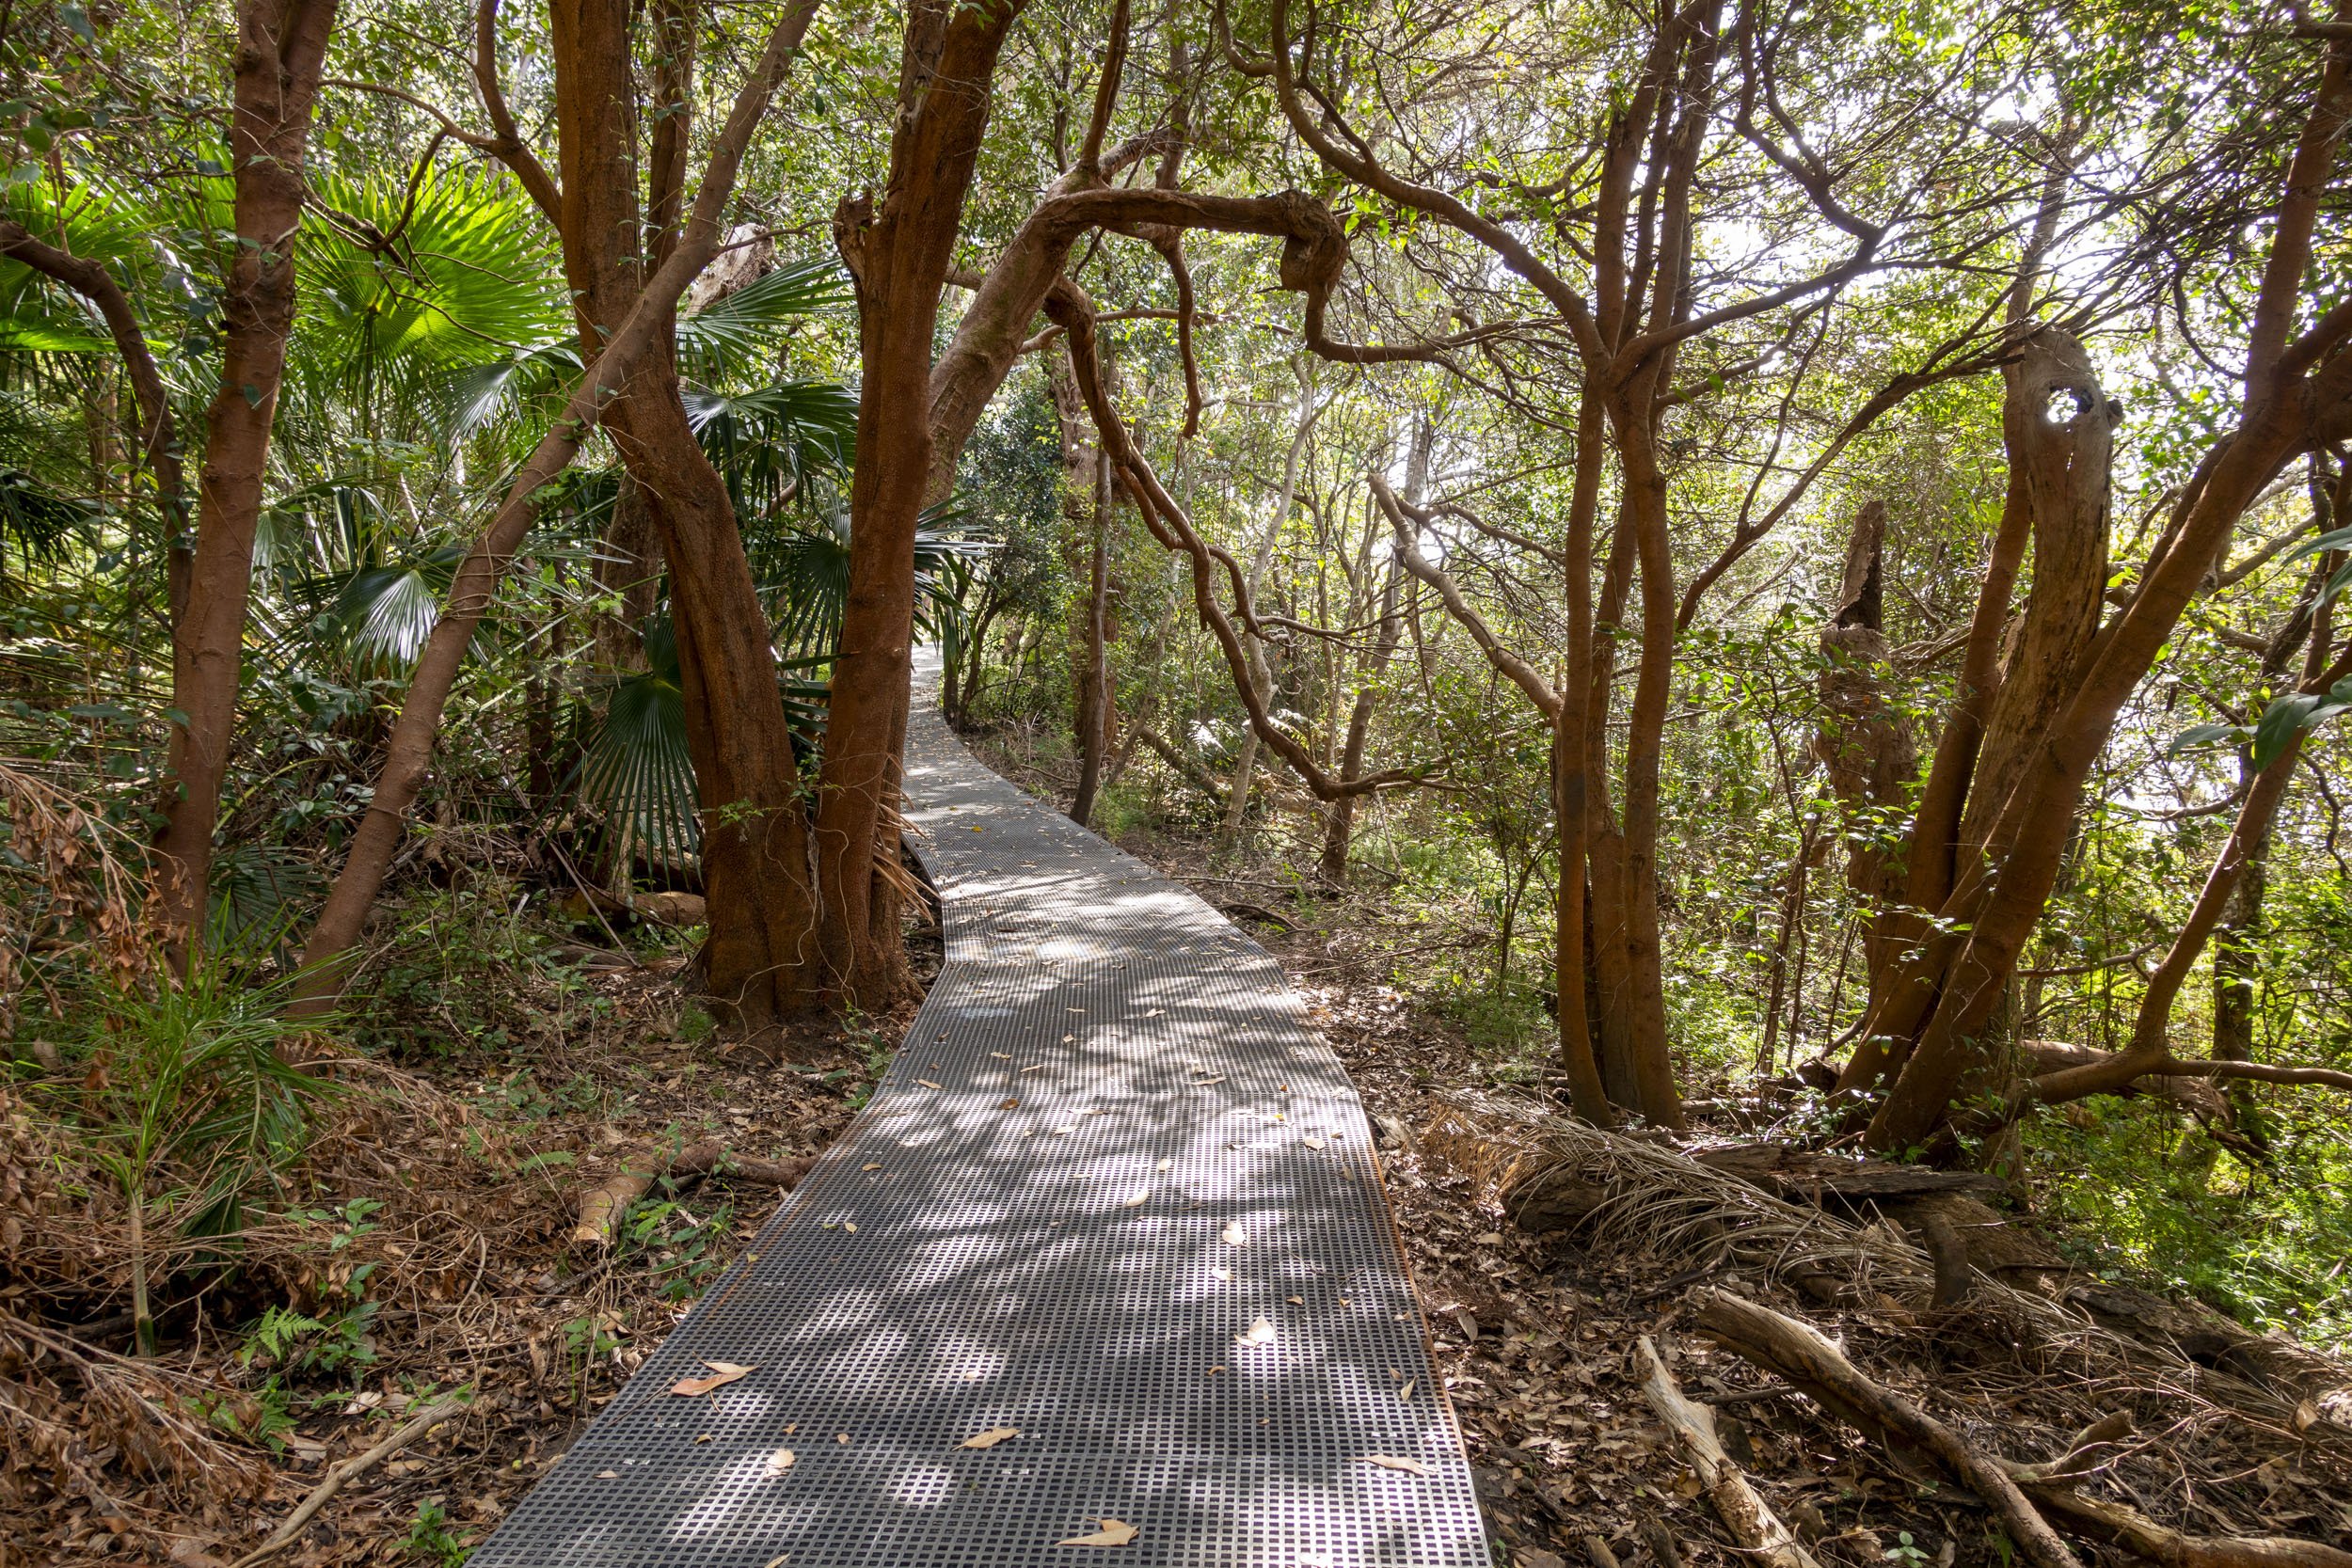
[
  {"xmin": 151, "ymin": 0, "xmax": 338, "ymax": 961},
  {"xmin": 293, "ymin": 0, "xmax": 824, "ymax": 1011}
]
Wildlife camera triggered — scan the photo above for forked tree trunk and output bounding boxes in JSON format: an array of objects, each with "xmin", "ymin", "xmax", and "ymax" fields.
[
  {"xmin": 1321, "ymin": 417, "xmax": 1427, "ymax": 884},
  {"xmin": 1318, "ymin": 551, "xmax": 1402, "ymax": 881},
  {"xmin": 1838, "ymin": 331, "xmax": 2113, "ymax": 1105},
  {"xmin": 151, "ymin": 0, "xmax": 338, "ymax": 961},
  {"xmin": 819, "ymin": 0, "xmax": 1029, "ymax": 1009}
]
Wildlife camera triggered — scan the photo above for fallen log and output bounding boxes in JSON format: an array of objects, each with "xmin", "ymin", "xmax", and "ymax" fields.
[
  {"xmin": 571, "ymin": 1141, "xmax": 817, "ymax": 1248},
  {"xmin": 1692, "ymin": 1289, "xmax": 2085, "ymax": 1568},
  {"xmin": 1692, "ymin": 1143, "xmax": 2009, "ymax": 1202},
  {"xmin": 1634, "ymin": 1336, "xmax": 1822, "ymax": 1568}
]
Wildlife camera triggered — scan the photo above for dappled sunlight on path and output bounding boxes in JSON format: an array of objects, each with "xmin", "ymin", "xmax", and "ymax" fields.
[{"xmin": 470, "ymin": 654, "xmax": 1486, "ymax": 1566}]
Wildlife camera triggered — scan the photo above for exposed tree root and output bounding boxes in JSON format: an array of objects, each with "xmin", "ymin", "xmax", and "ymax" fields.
[{"xmin": 570, "ymin": 1142, "xmax": 817, "ymax": 1248}]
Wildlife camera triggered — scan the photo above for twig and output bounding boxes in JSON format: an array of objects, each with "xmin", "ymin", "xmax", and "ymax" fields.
[{"xmin": 229, "ymin": 1395, "xmax": 469, "ymax": 1568}]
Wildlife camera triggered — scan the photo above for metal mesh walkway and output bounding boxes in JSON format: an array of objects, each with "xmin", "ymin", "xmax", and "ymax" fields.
[{"xmin": 472, "ymin": 661, "xmax": 1487, "ymax": 1567}]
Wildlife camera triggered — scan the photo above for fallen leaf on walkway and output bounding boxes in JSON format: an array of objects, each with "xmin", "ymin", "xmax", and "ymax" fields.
[
  {"xmin": 670, "ymin": 1361, "xmax": 755, "ymax": 1396},
  {"xmin": 1156, "ymin": 1159, "xmax": 1171, "ymax": 1171},
  {"xmin": 991, "ymin": 1052, "xmax": 1012, "ymax": 1060},
  {"xmin": 1207, "ymin": 1364, "xmax": 1227, "ymax": 1374},
  {"xmin": 1220, "ymin": 1223, "xmax": 1248, "ymax": 1245},
  {"xmin": 695, "ymin": 1433, "xmax": 711, "ymax": 1444},
  {"xmin": 862, "ymin": 1163, "xmax": 882, "ymax": 1170},
  {"xmin": 1212, "ymin": 1266, "xmax": 1232, "ymax": 1280},
  {"xmin": 835, "ymin": 1433, "xmax": 850, "ymax": 1444},
  {"xmin": 1056, "ymin": 1519, "xmax": 1138, "ymax": 1547},
  {"xmin": 1123, "ymin": 1192, "xmax": 1149, "ymax": 1207},
  {"xmin": 843, "ymin": 1222, "xmax": 857, "ymax": 1233},
  {"xmin": 969, "ymin": 825, "xmax": 983, "ymax": 832},
  {"xmin": 1081, "ymin": 1107, "xmax": 1107, "ymax": 1117},
  {"xmin": 1062, "ymin": 1034, "xmax": 1076, "ymax": 1043},
  {"xmin": 1054, "ymin": 1123, "xmax": 1076, "ymax": 1134},
  {"xmin": 596, "ymin": 1469, "xmax": 617, "ymax": 1478},
  {"xmin": 958, "ymin": 1427, "xmax": 1021, "ymax": 1449},
  {"xmin": 1364, "ymin": 1455, "xmax": 1428, "ymax": 1475},
  {"xmin": 1302, "ymin": 1137, "xmax": 1326, "ymax": 1149},
  {"xmin": 766, "ymin": 1449, "xmax": 797, "ymax": 1474},
  {"xmin": 1399, "ymin": 1380, "xmax": 1416, "ymax": 1402},
  {"xmin": 764, "ymin": 1555, "xmax": 790, "ymax": 1568},
  {"xmin": 1286, "ymin": 1295, "xmax": 1303, "ymax": 1305},
  {"xmin": 1000, "ymin": 1098, "xmax": 1021, "ymax": 1110},
  {"xmin": 1238, "ymin": 1317, "xmax": 1277, "ymax": 1346},
  {"xmin": 1144, "ymin": 1008, "xmax": 1166, "ymax": 1017},
  {"xmin": 916, "ymin": 1080, "xmax": 944, "ymax": 1089}
]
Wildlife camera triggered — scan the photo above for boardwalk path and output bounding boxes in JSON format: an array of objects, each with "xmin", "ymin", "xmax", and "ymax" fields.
[{"xmin": 475, "ymin": 667, "xmax": 1486, "ymax": 1567}]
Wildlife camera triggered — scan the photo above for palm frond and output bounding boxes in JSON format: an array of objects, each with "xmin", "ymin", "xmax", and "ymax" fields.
[
  {"xmin": 675, "ymin": 257, "xmax": 850, "ymax": 383},
  {"xmin": 683, "ymin": 377, "xmax": 857, "ymax": 518},
  {"xmin": 578, "ymin": 618, "xmax": 701, "ymax": 867}
]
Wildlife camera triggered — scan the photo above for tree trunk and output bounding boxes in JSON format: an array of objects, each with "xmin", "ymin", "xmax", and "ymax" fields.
[
  {"xmin": 610, "ymin": 365, "xmax": 823, "ymax": 1023},
  {"xmin": 1071, "ymin": 450, "xmax": 1111, "ymax": 826},
  {"xmin": 1549, "ymin": 387, "xmax": 1613, "ymax": 1122},
  {"xmin": 1812, "ymin": 499, "xmax": 1917, "ymax": 984},
  {"xmin": 819, "ymin": 0, "xmax": 1028, "ymax": 1008},
  {"xmin": 551, "ymin": 0, "xmax": 824, "ymax": 1025},
  {"xmin": 1612, "ymin": 398, "xmax": 1688, "ymax": 1130},
  {"xmin": 1217, "ymin": 369, "xmax": 1320, "ymax": 858},
  {"xmin": 1320, "ymin": 418, "xmax": 1424, "ymax": 884},
  {"xmin": 1317, "ymin": 552, "xmax": 1402, "ymax": 881},
  {"xmin": 151, "ymin": 0, "xmax": 339, "ymax": 961}
]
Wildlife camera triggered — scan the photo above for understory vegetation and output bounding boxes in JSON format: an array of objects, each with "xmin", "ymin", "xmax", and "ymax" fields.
[{"xmin": 2, "ymin": 0, "xmax": 2351, "ymax": 1559}]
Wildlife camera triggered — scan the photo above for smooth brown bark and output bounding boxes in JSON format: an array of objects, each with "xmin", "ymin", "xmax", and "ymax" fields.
[
  {"xmin": 548, "ymin": 0, "xmax": 824, "ymax": 1024},
  {"xmin": 820, "ymin": 0, "xmax": 1030, "ymax": 1009},
  {"xmin": 151, "ymin": 0, "xmax": 339, "ymax": 961}
]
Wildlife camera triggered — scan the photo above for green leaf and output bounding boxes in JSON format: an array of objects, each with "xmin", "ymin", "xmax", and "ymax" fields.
[{"xmin": 2165, "ymin": 721, "xmax": 2247, "ymax": 756}]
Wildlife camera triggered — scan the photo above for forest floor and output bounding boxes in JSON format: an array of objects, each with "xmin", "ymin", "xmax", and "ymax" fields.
[{"xmin": 11, "ymin": 733, "xmax": 2351, "ymax": 1568}]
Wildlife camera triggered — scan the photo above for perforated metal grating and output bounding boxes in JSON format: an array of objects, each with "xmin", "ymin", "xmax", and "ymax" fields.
[{"xmin": 470, "ymin": 655, "xmax": 1489, "ymax": 1567}]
